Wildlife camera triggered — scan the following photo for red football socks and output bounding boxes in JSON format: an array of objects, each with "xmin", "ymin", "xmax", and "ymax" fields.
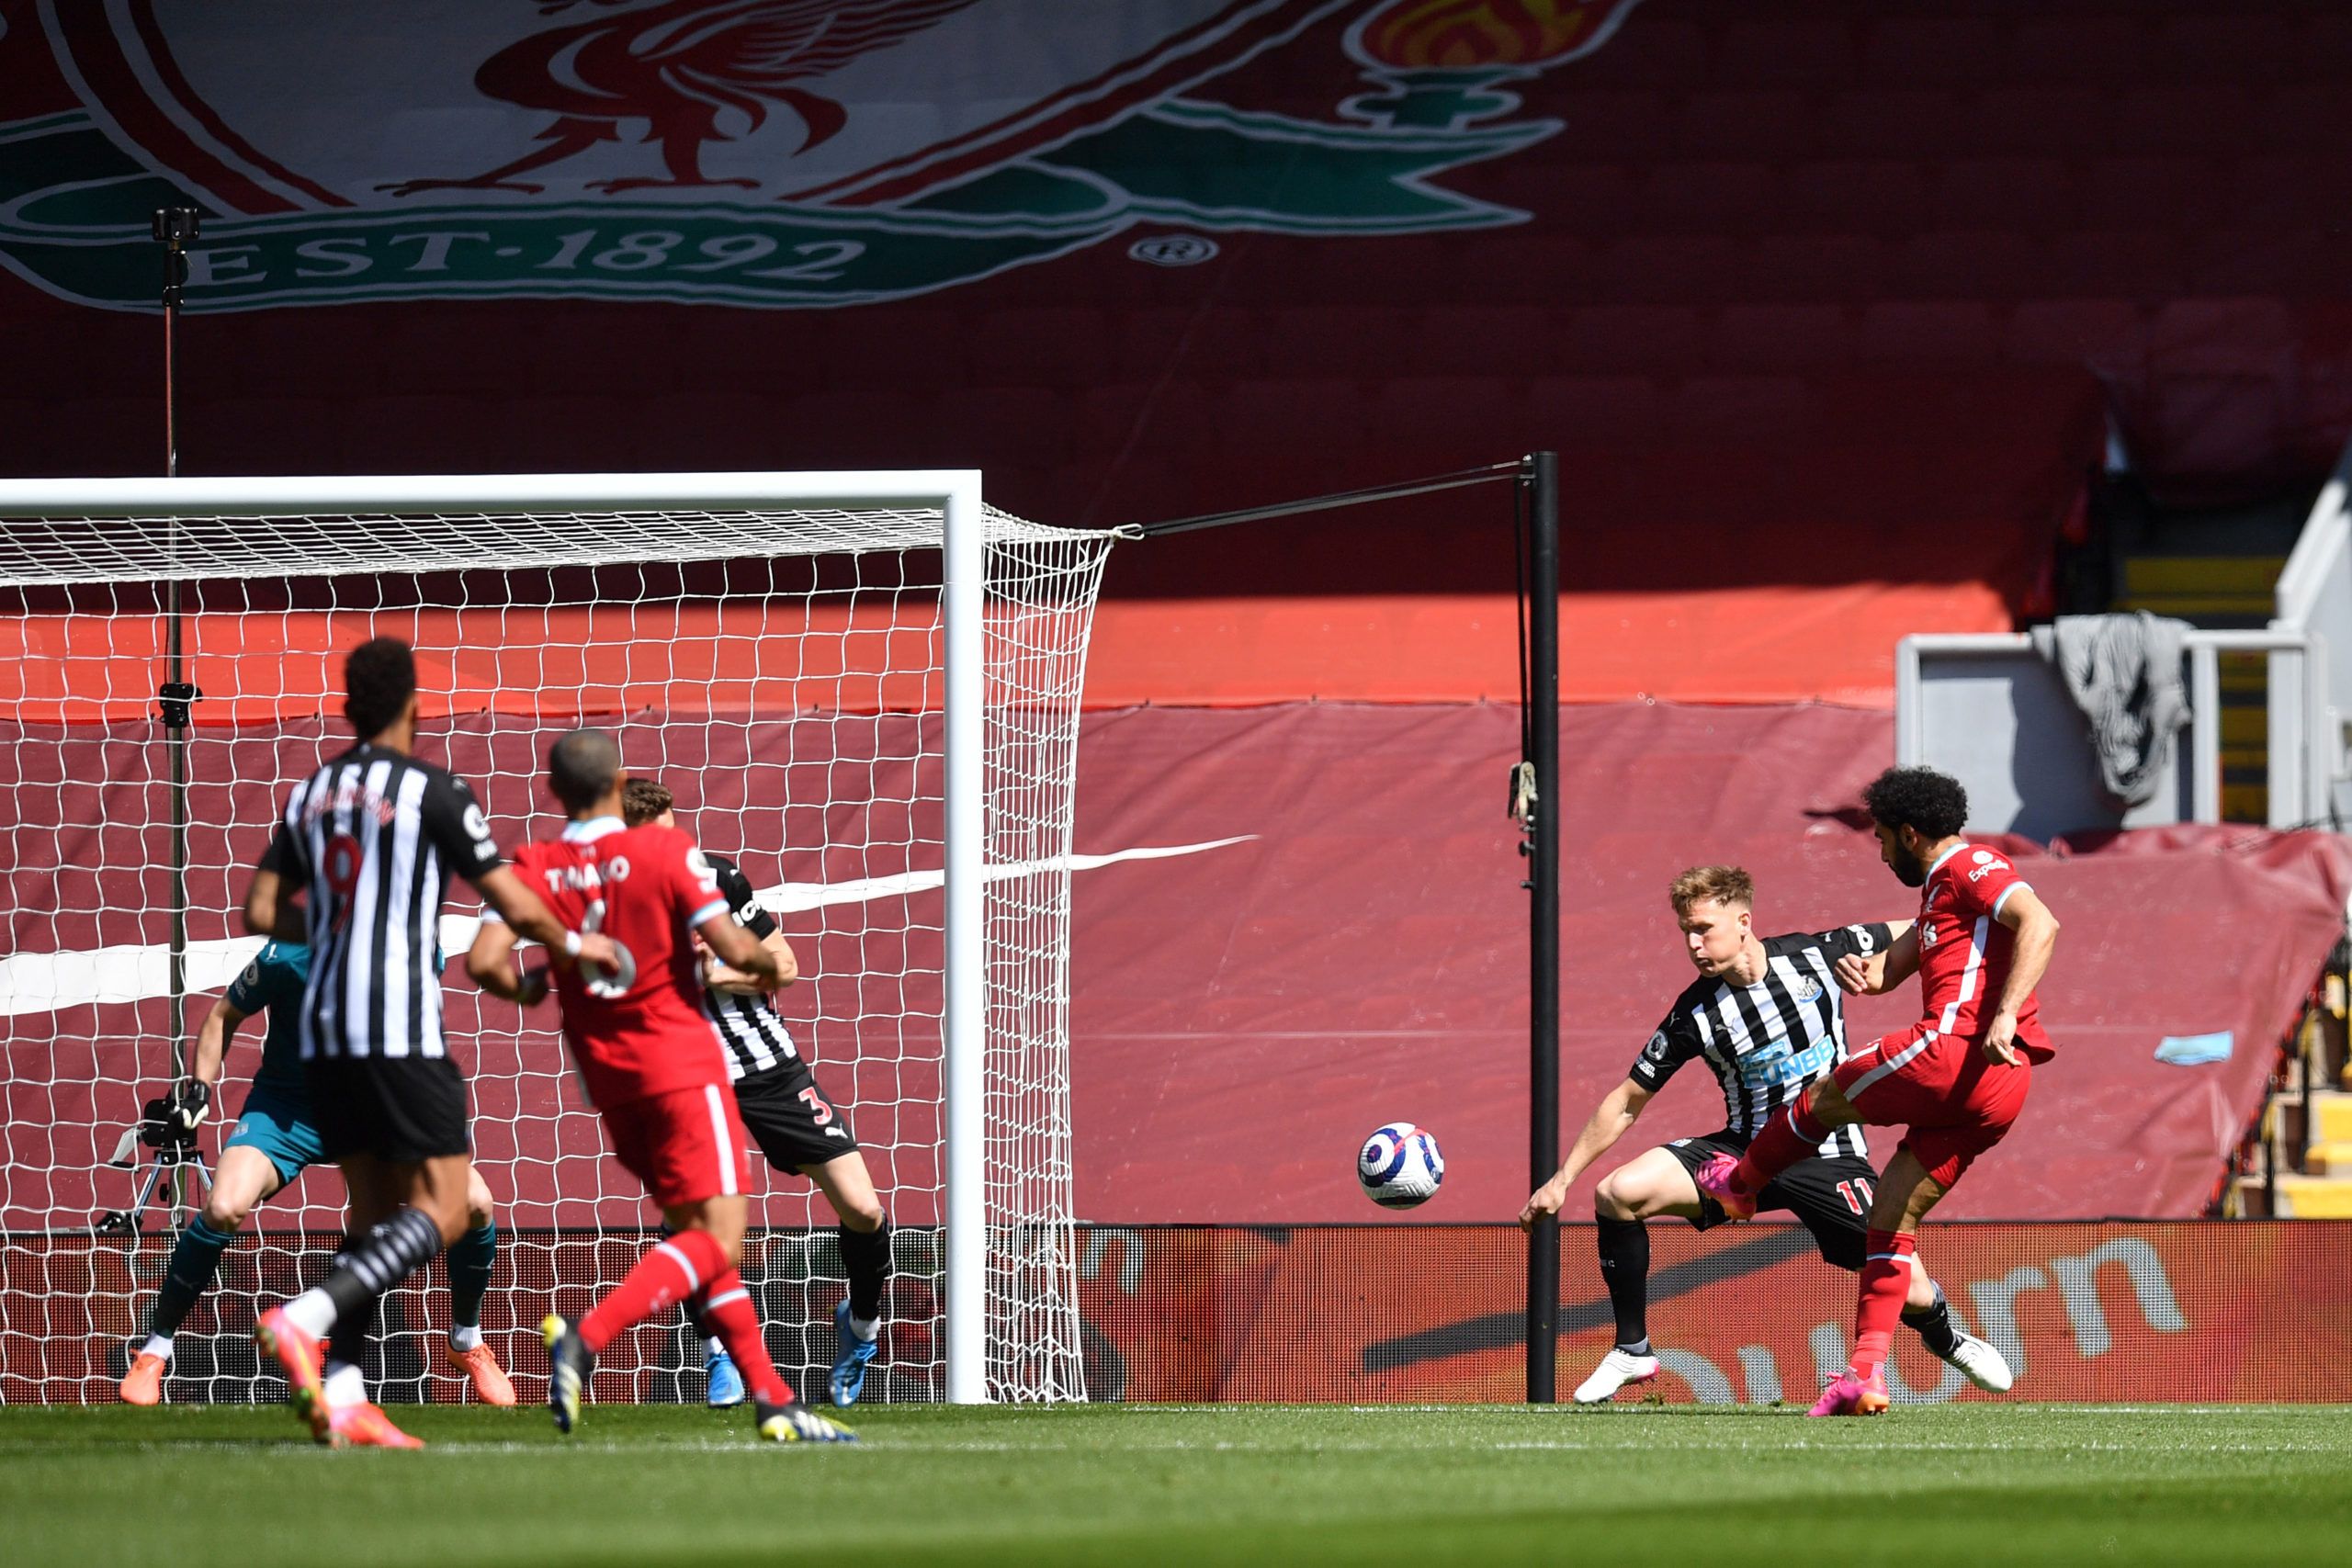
[
  {"xmin": 1731, "ymin": 1099, "xmax": 1833, "ymax": 1194},
  {"xmin": 581, "ymin": 1228, "xmax": 729, "ymax": 1355},
  {"xmin": 1849, "ymin": 1229, "xmax": 1917, "ymax": 1378},
  {"xmin": 696, "ymin": 1271, "xmax": 793, "ymax": 1407}
]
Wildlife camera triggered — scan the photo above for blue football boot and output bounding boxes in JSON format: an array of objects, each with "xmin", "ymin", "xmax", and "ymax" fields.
[
  {"xmin": 829, "ymin": 1300, "xmax": 879, "ymax": 1407},
  {"xmin": 705, "ymin": 1339, "xmax": 746, "ymax": 1408}
]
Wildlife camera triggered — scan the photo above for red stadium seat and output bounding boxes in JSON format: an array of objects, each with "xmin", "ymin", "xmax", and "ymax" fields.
[
  {"xmin": 1717, "ymin": 19, "xmax": 1858, "ymax": 91},
  {"xmin": 1713, "ymin": 306, "xmax": 1854, "ymax": 370},
  {"xmin": 1860, "ymin": 17, "xmax": 2000, "ymax": 90},
  {"xmin": 1859, "ymin": 302, "xmax": 1998, "ymax": 363}
]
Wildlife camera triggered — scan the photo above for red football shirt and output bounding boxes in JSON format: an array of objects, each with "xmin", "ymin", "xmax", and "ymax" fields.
[
  {"xmin": 509, "ymin": 818, "xmax": 734, "ymax": 1107},
  {"xmin": 1914, "ymin": 841, "xmax": 2054, "ymax": 1062}
]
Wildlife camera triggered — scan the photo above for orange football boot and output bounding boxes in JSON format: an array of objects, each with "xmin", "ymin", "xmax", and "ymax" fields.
[
  {"xmin": 119, "ymin": 1351, "xmax": 165, "ymax": 1405},
  {"xmin": 254, "ymin": 1306, "xmax": 330, "ymax": 1438},
  {"xmin": 322, "ymin": 1401, "xmax": 424, "ymax": 1450},
  {"xmin": 446, "ymin": 1341, "xmax": 516, "ymax": 1405}
]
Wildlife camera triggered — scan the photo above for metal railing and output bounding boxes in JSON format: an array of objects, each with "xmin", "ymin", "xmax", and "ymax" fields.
[{"xmin": 1897, "ymin": 627, "xmax": 2328, "ymax": 829}]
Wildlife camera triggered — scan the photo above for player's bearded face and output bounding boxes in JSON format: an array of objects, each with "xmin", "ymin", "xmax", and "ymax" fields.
[{"xmin": 1876, "ymin": 823, "xmax": 1928, "ymax": 886}]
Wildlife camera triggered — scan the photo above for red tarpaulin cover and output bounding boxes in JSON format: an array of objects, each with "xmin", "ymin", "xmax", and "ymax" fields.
[{"xmin": 1067, "ymin": 702, "xmax": 2351, "ymax": 1222}]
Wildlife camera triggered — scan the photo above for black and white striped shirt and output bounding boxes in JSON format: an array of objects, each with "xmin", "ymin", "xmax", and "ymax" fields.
[
  {"xmin": 699, "ymin": 852, "xmax": 799, "ymax": 1083},
  {"xmin": 1628, "ymin": 925, "xmax": 1894, "ymax": 1160},
  {"xmin": 271, "ymin": 744, "xmax": 502, "ymax": 1061}
]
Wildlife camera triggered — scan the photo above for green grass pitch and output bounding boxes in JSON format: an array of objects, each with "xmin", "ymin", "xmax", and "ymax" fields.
[{"xmin": 5, "ymin": 1403, "xmax": 2349, "ymax": 1567}]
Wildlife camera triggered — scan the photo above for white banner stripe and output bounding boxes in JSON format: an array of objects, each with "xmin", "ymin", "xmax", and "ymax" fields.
[{"xmin": 0, "ymin": 836, "xmax": 1255, "ymax": 1018}]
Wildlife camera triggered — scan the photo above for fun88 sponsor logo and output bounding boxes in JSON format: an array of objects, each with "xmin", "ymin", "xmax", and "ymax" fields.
[{"xmin": 1742, "ymin": 1038, "xmax": 1830, "ymax": 1089}]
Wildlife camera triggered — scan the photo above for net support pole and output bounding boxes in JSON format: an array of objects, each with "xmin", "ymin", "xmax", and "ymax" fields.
[
  {"xmin": 942, "ymin": 471, "xmax": 989, "ymax": 1404},
  {"xmin": 1525, "ymin": 450, "xmax": 1561, "ymax": 1404}
]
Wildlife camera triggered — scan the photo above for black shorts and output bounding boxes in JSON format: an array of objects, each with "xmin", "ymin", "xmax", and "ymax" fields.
[
  {"xmin": 733, "ymin": 1058, "xmax": 858, "ymax": 1172},
  {"xmin": 304, "ymin": 1055, "xmax": 470, "ymax": 1165},
  {"xmin": 1663, "ymin": 1129, "xmax": 1877, "ymax": 1271}
]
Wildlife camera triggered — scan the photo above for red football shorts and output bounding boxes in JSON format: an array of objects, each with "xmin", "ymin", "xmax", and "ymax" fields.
[
  {"xmin": 1832, "ymin": 1021, "xmax": 2034, "ymax": 1189},
  {"xmin": 600, "ymin": 1083, "xmax": 747, "ymax": 1207}
]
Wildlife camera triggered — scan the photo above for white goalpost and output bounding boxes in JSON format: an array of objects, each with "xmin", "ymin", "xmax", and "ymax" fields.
[{"xmin": 0, "ymin": 471, "xmax": 1115, "ymax": 1405}]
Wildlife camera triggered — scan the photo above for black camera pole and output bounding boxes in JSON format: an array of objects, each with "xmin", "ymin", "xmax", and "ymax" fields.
[
  {"xmin": 153, "ymin": 208, "xmax": 202, "ymax": 1220},
  {"xmin": 1518, "ymin": 453, "xmax": 1561, "ymax": 1404}
]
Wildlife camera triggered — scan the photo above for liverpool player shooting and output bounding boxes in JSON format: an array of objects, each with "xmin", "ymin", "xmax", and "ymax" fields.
[
  {"xmin": 1697, "ymin": 767, "xmax": 2059, "ymax": 1416},
  {"xmin": 621, "ymin": 779, "xmax": 893, "ymax": 1410},
  {"xmin": 244, "ymin": 637, "xmax": 609, "ymax": 1449},
  {"xmin": 119, "ymin": 936, "xmax": 514, "ymax": 1408},
  {"xmin": 1519, "ymin": 866, "xmax": 2007, "ymax": 1404},
  {"xmin": 467, "ymin": 729, "xmax": 853, "ymax": 1443}
]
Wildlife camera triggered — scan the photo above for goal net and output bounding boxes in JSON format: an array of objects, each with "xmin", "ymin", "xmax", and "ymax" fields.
[{"xmin": 0, "ymin": 472, "xmax": 1115, "ymax": 1406}]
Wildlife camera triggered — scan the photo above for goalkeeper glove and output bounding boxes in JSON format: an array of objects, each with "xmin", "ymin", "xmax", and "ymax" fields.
[{"xmin": 163, "ymin": 1077, "xmax": 211, "ymax": 1136}]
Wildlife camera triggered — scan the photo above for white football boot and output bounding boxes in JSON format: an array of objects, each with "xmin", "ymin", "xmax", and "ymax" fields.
[
  {"xmin": 1572, "ymin": 1347, "xmax": 1661, "ymax": 1404},
  {"xmin": 1937, "ymin": 1329, "xmax": 2013, "ymax": 1393}
]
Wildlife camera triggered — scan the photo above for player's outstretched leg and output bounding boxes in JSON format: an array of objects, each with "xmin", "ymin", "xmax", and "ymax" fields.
[
  {"xmin": 1902, "ymin": 1280, "xmax": 2013, "ymax": 1393},
  {"xmin": 121, "ymin": 1213, "xmax": 238, "ymax": 1404},
  {"xmin": 831, "ymin": 1215, "xmax": 890, "ymax": 1406},
  {"xmin": 1574, "ymin": 1215, "xmax": 1659, "ymax": 1403}
]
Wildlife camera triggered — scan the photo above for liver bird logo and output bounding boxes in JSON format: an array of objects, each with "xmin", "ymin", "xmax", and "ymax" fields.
[{"xmin": 382, "ymin": 0, "xmax": 983, "ymax": 197}]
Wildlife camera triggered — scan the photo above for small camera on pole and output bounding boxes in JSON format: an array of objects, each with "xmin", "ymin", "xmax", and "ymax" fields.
[{"xmin": 152, "ymin": 207, "xmax": 200, "ymax": 476}]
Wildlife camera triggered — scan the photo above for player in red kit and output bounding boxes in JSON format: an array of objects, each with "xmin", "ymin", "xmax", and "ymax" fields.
[
  {"xmin": 466, "ymin": 728, "xmax": 853, "ymax": 1443},
  {"xmin": 1695, "ymin": 766, "xmax": 2059, "ymax": 1416}
]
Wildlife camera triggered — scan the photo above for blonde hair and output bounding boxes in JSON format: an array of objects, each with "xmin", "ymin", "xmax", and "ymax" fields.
[{"xmin": 1669, "ymin": 864, "xmax": 1754, "ymax": 915}]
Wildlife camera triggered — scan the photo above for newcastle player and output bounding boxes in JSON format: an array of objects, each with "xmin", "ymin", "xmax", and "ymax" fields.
[
  {"xmin": 244, "ymin": 637, "xmax": 612, "ymax": 1447},
  {"xmin": 621, "ymin": 780, "xmax": 892, "ymax": 1409},
  {"xmin": 1519, "ymin": 865, "xmax": 2009, "ymax": 1404}
]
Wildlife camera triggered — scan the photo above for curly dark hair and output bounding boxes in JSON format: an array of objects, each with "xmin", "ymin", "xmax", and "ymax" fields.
[
  {"xmin": 1860, "ymin": 766, "xmax": 1968, "ymax": 840},
  {"xmin": 620, "ymin": 778, "xmax": 673, "ymax": 827},
  {"xmin": 344, "ymin": 637, "xmax": 416, "ymax": 739}
]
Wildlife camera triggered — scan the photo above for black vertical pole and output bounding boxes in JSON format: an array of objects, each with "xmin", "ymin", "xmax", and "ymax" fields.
[
  {"xmin": 154, "ymin": 209, "xmax": 198, "ymax": 1217},
  {"xmin": 1526, "ymin": 450, "xmax": 1560, "ymax": 1403}
]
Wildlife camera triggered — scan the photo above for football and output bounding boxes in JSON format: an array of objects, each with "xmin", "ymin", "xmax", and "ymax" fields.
[{"xmin": 1356, "ymin": 1122, "xmax": 1443, "ymax": 1210}]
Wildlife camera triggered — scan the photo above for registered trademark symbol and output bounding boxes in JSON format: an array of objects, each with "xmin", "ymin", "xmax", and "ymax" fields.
[{"xmin": 1127, "ymin": 234, "xmax": 1219, "ymax": 267}]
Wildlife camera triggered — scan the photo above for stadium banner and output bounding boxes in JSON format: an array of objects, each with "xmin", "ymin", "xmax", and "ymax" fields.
[
  {"xmin": 0, "ymin": 0, "xmax": 1645, "ymax": 313},
  {"xmin": 1079, "ymin": 1222, "xmax": 2352, "ymax": 1404},
  {"xmin": 6, "ymin": 1221, "xmax": 2346, "ymax": 1404}
]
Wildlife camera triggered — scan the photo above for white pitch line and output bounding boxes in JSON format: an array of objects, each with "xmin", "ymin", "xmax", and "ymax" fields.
[{"xmin": 0, "ymin": 836, "xmax": 1255, "ymax": 1017}]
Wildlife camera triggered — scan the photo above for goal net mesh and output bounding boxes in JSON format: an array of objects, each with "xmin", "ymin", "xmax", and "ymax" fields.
[{"xmin": 0, "ymin": 501, "xmax": 1114, "ymax": 1405}]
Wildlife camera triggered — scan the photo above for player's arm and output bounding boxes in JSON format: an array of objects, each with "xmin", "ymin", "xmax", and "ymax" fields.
[
  {"xmin": 1982, "ymin": 885, "xmax": 2059, "ymax": 1066},
  {"xmin": 157, "ymin": 991, "xmax": 251, "ymax": 1138},
  {"xmin": 696, "ymin": 910, "xmax": 784, "ymax": 990},
  {"xmin": 704, "ymin": 929, "xmax": 797, "ymax": 995},
  {"xmin": 1835, "ymin": 921, "xmax": 1920, "ymax": 996},
  {"xmin": 464, "ymin": 912, "xmax": 550, "ymax": 1006},
  {"xmin": 1519, "ymin": 1077, "xmax": 1656, "ymax": 1232},
  {"xmin": 242, "ymin": 829, "xmax": 306, "ymax": 942},
  {"xmin": 471, "ymin": 865, "xmax": 615, "ymax": 970},
  {"xmin": 188, "ymin": 994, "xmax": 251, "ymax": 1089}
]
